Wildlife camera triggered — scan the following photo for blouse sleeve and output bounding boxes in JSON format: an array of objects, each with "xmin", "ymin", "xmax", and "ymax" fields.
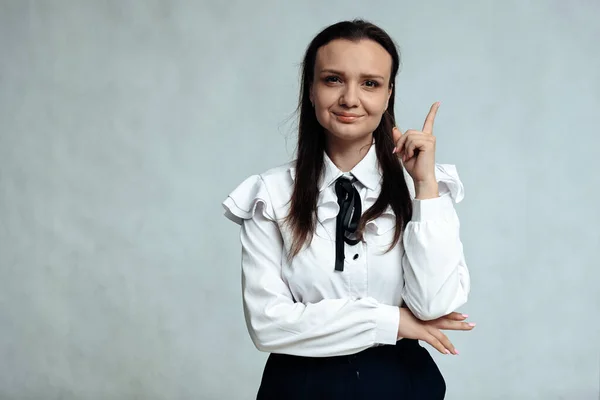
[
  {"xmin": 401, "ymin": 164, "xmax": 471, "ymax": 321},
  {"xmin": 223, "ymin": 175, "xmax": 401, "ymax": 357}
]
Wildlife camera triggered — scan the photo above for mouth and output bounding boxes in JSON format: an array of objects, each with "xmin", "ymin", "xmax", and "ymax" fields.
[{"xmin": 332, "ymin": 112, "xmax": 364, "ymax": 123}]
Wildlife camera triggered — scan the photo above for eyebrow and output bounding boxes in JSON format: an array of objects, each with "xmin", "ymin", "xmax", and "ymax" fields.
[{"xmin": 319, "ymin": 69, "xmax": 385, "ymax": 80}]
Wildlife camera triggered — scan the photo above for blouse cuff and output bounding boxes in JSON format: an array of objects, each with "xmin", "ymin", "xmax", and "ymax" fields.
[
  {"xmin": 374, "ymin": 304, "xmax": 400, "ymax": 345},
  {"xmin": 411, "ymin": 193, "xmax": 455, "ymax": 222}
]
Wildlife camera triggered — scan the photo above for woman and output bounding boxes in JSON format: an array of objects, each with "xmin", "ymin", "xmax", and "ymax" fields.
[{"xmin": 222, "ymin": 19, "xmax": 474, "ymax": 399}]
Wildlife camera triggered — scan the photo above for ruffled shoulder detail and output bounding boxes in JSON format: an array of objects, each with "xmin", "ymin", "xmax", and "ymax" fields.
[
  {"xmin": 222, "ymin": 174, "xmax": 275, "ymax": 225},
  {"xmin": 434, "ymin": 164, "xmax": 464, "ymax": 203}
]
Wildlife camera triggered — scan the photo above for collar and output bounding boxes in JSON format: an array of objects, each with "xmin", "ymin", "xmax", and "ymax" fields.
[{"xmin": 289, "ymin": 142, "xmax": 382, "ymax": 192}]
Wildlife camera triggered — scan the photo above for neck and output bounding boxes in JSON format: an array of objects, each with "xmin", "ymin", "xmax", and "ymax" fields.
[{"xmin": 325, "ymin": 133, "xmax": 373, "ymax": 172}]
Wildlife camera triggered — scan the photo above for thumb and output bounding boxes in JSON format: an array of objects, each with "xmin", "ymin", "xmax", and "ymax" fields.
[{"xmin": 392, "ymin": 126, "xmax": 403, "ymax": 143}]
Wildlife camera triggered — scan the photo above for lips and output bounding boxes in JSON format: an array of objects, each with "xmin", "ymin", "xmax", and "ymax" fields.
[{"xmin": 333, "ymin": 112, "xmax": 364, "ymax": 123}]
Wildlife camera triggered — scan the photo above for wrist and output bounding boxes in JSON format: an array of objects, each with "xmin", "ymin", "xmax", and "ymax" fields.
[
  {"xmin": 397, "ymin": 307, "xmax": 402, "ymax": 340},
  {"xmin": 414, "ymin": 180, "xmax": 439, "ymax": 199}
]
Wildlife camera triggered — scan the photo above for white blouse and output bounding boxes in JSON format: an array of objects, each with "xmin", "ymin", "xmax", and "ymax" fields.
[{"xmin": 222, "ymin": 143, "xmax": 470, "ymax": 357}]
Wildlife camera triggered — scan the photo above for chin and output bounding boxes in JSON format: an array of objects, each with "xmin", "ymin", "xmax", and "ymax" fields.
[
  {"xmin": 326, "ymin": 126, "xmax": 372, "ymax": 142},
  {"xmin": 326, "ymin": 121, "xmax": 375, "ymax": 140}
]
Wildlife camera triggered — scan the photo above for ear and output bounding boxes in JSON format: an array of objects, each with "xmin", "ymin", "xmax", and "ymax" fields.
[
  {"xmin": 309, "ymin": 86, "xmax": 314, "ymax": 105},
  {"xmin": 384, "ymin": 84, "xmax": 393, "ymax": 111}
]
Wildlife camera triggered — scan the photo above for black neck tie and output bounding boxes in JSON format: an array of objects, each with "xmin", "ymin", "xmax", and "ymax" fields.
[{"xmin": 334, "ymin": 176, "xmax": 362, "ymax": 272}]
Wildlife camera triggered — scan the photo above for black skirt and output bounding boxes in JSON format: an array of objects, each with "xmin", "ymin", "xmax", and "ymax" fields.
[{"xmin": 256, "ymin": 339, "xmax": 446, "ymax": 400}]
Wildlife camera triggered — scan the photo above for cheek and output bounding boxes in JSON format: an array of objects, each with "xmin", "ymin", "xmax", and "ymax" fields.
[
  {"xmin": 313, "ymin": 103, "xmax": 331, "ymax": 127},
  {"xmin": 314, "ymin": 87, "xmax": 338, "ymax": 108},
  {"xmin": 314, "ymin": 91, "xmax": 337, "ymax": 121},
  {"xmin": 362, "ymin": 94, "xmax": 388, "ymax": 115}
]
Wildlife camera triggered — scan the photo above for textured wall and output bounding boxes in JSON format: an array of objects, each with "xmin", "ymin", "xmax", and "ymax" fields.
[{"xmin": 1, "ymin": 1, "xmax": 598, "ymax": 399}]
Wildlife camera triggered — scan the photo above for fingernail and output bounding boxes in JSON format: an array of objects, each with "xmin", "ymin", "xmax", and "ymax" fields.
[
  {"xmin": 454, "ymin": 349, "xmax": 460, "ymax": 355},
  {"xmin": 392, "ymin": 147, "xmax": 397, "ymax": 154},
  {"xmin": 468, "ymin": 322, "xmax": 476, "ymax": 327},
  {"xmin": 462, "ymin": 314, "xmax": 469, "ymax": 318},
  {"xmin": 445, "ymin": 349, "xmax": 451, "ymax": 355}
]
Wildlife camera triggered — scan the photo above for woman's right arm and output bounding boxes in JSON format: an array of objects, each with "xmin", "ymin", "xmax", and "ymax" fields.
[{"xmin": 239, "ymin": 202, "xmax": 401, "ymax": 357}]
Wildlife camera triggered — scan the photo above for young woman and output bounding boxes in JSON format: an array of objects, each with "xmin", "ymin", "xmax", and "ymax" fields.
[{"xmin": 222, "ymin": 19, "xmax": 474, "ymax": 399}]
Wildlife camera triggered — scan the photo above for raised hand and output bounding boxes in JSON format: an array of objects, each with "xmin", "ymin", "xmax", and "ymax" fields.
[{"xmin": 392, "ymin": 102, "xmax": 440, "ymax": 185}]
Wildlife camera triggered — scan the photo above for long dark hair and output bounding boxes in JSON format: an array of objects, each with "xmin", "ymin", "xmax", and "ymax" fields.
[{"xmin": 286, "ymin": 19, "xmax": 412, "ymax": 257}]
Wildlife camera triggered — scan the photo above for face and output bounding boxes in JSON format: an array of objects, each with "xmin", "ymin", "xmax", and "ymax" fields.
[{"xmin": 310, "ymin": 39, "xmax": 393, "ymax": 144}]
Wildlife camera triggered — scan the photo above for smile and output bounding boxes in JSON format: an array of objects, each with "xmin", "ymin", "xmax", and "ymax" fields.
[{"xmin": 333, "ymin": 112, "xmax": 364, "ymax": 123}]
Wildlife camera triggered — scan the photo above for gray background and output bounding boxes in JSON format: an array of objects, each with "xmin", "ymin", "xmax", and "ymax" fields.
[{"xmin": 1, "ymin": 1, "xmax": 599, "ymax": 399}]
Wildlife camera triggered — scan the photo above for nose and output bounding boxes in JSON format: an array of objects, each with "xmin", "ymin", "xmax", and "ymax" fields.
[{"xmin": 339, "ymin": 84, "xmax": 359, "ymax": 108}]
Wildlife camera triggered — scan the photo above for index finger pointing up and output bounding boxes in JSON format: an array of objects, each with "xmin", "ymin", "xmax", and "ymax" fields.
[{"xmin": 422, "ymin": 101, "xmax": 440, "ymax": 134}]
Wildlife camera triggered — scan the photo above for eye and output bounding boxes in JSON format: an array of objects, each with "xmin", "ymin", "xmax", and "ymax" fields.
[
  {"xmin": 364, "ymin": 80, "xmax": 380, "ymax": 88},
  {"xmin": 324, "ymin": 76, "xmax": 341, "ymax": 84}
]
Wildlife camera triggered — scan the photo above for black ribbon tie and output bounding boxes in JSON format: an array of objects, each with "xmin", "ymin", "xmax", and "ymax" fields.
[{"xmin": 334, "ymin": 176, "xmax": 362, "ymax": 272}]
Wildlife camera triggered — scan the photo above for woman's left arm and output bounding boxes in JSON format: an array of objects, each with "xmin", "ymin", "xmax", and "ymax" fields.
[
  {"xmin": 401, "ymin": 187, "xmax": 470, "ymax": 321},
  {"xmin": 393, "ymin": 102, "xmax": 470, "ymax": 321}
]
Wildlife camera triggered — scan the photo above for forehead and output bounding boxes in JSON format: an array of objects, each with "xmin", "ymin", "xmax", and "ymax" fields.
[{"xmin": 315, "ymin": 39, "xmax": 392, "ymax": 77}]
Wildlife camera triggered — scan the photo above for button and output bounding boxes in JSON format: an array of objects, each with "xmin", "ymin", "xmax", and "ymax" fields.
[{"xmin": 353, "ymin": 254, "xmax": 359, "ymax": 260}]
